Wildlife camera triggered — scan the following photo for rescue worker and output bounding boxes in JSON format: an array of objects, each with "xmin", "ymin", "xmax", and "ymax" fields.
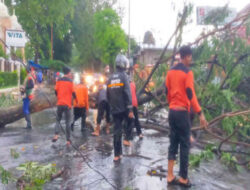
[
  {"xmin": 55, "ymin": 72, "xmax": 60, "ymax": 82},
  {"xmin": 165, "ymin": 46, "xmax": 208, "ymax": 187},
  {"xmin": 92, "ymin": 83, "xmax": 111, "ymax": 136},
  {"xmin": 52, "ymin": 67, "xmax": 76, "ymax": 145},
  {"xmin": 36, "ymin": 69, "xmax": 43, "ymax": 84},
  {"xmin": 71, "ymin": 76, "xmax": 89, "ymax": 132},
  {"xmin": 107, "ymin": 54, "xmax": 134, "ymax": 162},
  {"xmin": 130, "ymin": 78, "xmax": 143, "ymax": 139},
  {"xmin": 21, "ymin": 67, "xmax": 35, "ymax": 129}
]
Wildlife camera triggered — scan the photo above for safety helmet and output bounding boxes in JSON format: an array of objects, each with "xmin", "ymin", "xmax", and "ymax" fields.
[{"xmin": 115, "ymin": 54, "xmax": 129, "ymax": 70}]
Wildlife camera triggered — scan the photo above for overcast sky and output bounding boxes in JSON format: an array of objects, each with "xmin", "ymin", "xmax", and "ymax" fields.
[{"xmin": 116, "ymin": 0, "xmax": 249, "ymax": 47}]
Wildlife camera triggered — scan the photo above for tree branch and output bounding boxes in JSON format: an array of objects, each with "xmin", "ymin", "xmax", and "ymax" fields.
[
  {"xmin": 217, "ymin": 126, "xmax": 240, "ymax": 156},
  {"xmin": 204, "ymin": 128, "xmax": 250, "ymax": 147},
  {"xmin": 137, "ymin": 6, "xmax": 189, "ymax": 97},
  {"xmin": 220, "ymin": 53, "xmax": 250, "ymax": 89},
  {"xmin": 191, "ymin": 110, "xmax": 250, "ymax": 131}
]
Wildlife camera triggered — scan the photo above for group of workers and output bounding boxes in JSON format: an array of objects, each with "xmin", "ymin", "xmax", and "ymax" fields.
[
  {"xmin": 21, "ymin": 45, "xmax": 208, "ymax": 188},
  {"xmin": 51, "ymin": 55, "xmax": 143, "ymax": 152}
]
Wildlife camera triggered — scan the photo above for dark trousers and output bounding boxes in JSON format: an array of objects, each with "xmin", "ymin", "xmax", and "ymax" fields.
[
  {"xmin": 55, "ymin": 105, "xmax": 71, "ymax": 141},
  {"xmin": 124, "ymin": 112, "xmax": 133, "ymax": 141},
  {"xmin": 113, "ymin": 111, "xmax": 132, "ymax": 157},
  {"xmin": 72, "ymin": 107, "xmax": 87, "ymax": 129},
  {"xmin": 133, "ymin": 107, "xmax": 142, "ymax": 135},
  {"xmin": 97, "ymin": 101, "xmax": 110, "ymax": 125},
  {"xmin": 168, "ymin": 109, "xmax": 191, "ymax": 179}
]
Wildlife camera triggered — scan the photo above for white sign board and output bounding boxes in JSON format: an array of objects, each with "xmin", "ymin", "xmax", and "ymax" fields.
[
  {"xmin": 6, "ymin": 30, "xmax": 26, "ymax": 47},
  {"xmin": 197, "ymin": 6, "xmax": 237, "ymax": 25}
]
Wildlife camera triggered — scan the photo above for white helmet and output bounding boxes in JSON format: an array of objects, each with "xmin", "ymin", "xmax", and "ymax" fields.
[{"xmin": 115, "ymin": 54, "xmax": 129, "ymax": 70}]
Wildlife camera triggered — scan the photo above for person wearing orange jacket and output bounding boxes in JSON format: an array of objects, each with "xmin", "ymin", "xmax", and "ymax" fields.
[
  {"xmin": 130, "ymin": 79, "xmax": 143, "ymax": 139},
  {"xmin": 52, "ymin": 67, "xmax": 76, "ymax": 145},
  {"xmin": 71, "ymin": 77, "xmax": 89, "ymax": 132},
  {"xmin": 165, "ymin": 46, "xmax": 208, "ymax": 187}
]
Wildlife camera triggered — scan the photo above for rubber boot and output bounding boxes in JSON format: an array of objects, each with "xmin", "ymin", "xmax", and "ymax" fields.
[
  {"xmin": 24, "ymin": 114, "xmax": 32, "ymax": 129},
  {"xmin": 91, "ymin": 124, "xmax": 100, "ymax": 136},
  {"xmin": 105, "ymin": 123, "xmax": 110, "ymax": 134}
]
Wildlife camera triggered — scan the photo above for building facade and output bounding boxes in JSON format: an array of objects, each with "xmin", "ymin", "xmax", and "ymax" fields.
[{"xmin": 0, "ymin": 0, "xmax": 24, "ymax": 72}]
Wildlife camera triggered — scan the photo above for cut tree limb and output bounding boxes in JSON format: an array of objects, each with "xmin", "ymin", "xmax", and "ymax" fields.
[
  {"xmin": 138, "ymin": 86, "xmax": 165, "ymax": 106},
  {"xmin": 137, "ymin": 6, "xmax": 189, "ymax": 97},
  {"xmin": 51, "ymin": 167, "xmax": 65, "ymax": 180},
  {"xmin": 137, "ymin": 9, "xmax": 250, "ymax": 100},
  {"xmin": 0, "ymin": 88, "xmax": 56, "ymax": 128},
  {"xmin": 205, "ymin": 128, "xmax": 250, "ymax": 147},
  {"xmin": 191, "ymin": 110, "xmax": 250, "ymax": 131},
  {"xmin": 217, "ymin": 126, "xmax": 240, "ymax": 156},
  {"xmin": 141, "ymin": 123, "xmax": 168, "ymax": 133},
  {"xmin": 220, "ymin": 53, "xmax": 250, "ymax": 89}
]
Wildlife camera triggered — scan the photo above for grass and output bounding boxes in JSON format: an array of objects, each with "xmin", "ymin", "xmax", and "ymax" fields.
[
  {"xmin": 0, "ymin": 93, "xmax": 21, "ymax": 108},
  {"xmin": 0, "ymin": 85, "xmax": 18, "ymax": 90}
]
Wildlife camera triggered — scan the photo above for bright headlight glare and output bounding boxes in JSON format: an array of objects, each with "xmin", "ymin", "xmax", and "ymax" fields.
[
  {"xmin": 99, "ymin": 76, "xmax": 105, "ymax": 83},
  {"xmin": 85, "ymin": 75, "xmax": 93, "ymax": 84},
  {"xmin": 93, "ymin": 85, "xmax": 97, "ymax": 92}
]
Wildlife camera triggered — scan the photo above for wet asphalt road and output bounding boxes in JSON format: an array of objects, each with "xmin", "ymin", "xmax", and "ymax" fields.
[{"xmin": 0, "ymin": 108, "xmax": 249, "ymax": 190}]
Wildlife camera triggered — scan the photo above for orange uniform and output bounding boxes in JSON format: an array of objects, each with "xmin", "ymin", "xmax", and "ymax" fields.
[
  {"xmin": 73, "ymin": 84, "xmax": 89, "ymax": 110},
  {"xmin": 165, "ymin": 63, "xmax": 201, "ymax": 114},
  {"xmin": 130, "ymin": 82, "xmax": 138, "ymax": 107},
  {"xmin": 55, "ymin": 77, "xmax": 74, "ymax": 108}
]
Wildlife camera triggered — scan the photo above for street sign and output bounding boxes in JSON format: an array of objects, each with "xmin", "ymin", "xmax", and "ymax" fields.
[
  {"xmin": 197, "ymin": 6, "xmax": 237, "ymax": 25},
  {"xmin": 5, "ymin": 29, "xmax": 26, "ymax": 47}
]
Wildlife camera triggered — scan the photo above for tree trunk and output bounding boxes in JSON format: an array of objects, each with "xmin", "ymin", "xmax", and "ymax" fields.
[
  {"xmin": 138, "ymin": 86, "xmax": 165, "ymax": 106},
  {"xmin": 0, "ymin": 88, "xmax": 56, "ymax": 128},
  {"xmin": 0, "ymin": 85, "xmax": 166, "ymax": 128}
]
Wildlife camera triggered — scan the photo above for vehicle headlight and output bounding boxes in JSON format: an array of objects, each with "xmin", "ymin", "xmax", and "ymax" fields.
[
  {"xmin": 85, "ymin": 74, "xmax": 93, "ymax": 85},
  {"xmin": 93, "ymin": 85, "xmax": 97, "ymax": 93},
  {"xmin": 99, "ymin": 76, "xmax": 105, "ymax": 83}
]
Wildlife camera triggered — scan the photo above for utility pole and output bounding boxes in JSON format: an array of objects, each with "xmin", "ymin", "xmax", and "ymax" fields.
[
  {"xmin": 51, "ymin": 24, "xmax": 53, "ymax": 60},
  {"xmin": 128, "ymin": 0, "xmax": 131, "ymax": 58}
]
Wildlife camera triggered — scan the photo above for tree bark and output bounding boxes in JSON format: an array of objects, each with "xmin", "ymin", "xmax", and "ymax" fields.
[
  {"xmin": 138, "ymin": 86, "xmax": 165, "ymax": 106},
  {"xmin": 0, "ymin": 85, "xmax": 164, "ymax": 127},
  {"xmin": 0, "ymin": 88, "xmax": 56, "ymax": 128}
]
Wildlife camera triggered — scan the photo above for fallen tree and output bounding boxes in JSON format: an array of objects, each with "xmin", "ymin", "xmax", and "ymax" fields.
[
  {"xmin": 0, "ymin": 87, "xmax": 57, "ymax": 128},
  {"xmin": 135, "ymin": 5, "xmax": 250, "ymax": 170},
  {"xmin": 141, "ymin": 109, "xmax": 250, "ymax": 146}
]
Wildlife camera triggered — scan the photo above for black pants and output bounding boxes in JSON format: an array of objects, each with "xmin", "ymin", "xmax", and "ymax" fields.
[
  {"xmin": 133, "ymin": 107, "xmax": 142, "ymax": 135},
  {"xmin": 168, "ymin": 109, "xmax": 191, "ymax": 179},
  {"xmin": 72, "ymin": 107, "xmax": 87, "ymax": 130},
  {"xmin": 55, "ymin": 105, "xmax": 71, "ymax": 141},
  {"xmin": 113, "ymin": 111, "xmax": 133, "ymax": 157},
  {"xmin": 97, "ymin": 101, "xmax": 110, "ymax": 125}
]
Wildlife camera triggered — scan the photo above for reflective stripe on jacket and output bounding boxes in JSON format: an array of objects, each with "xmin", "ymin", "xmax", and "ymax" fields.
[{"xmin": 107, "ymin": 70, "xmax": 132, "ymax": 114}]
